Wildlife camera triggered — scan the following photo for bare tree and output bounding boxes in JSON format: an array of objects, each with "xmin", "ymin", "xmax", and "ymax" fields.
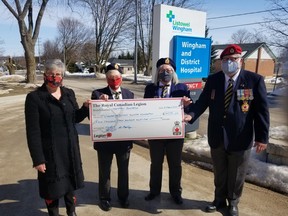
[
  {"xmin": 0, "ymin": 39, "xmax": 4, "ymax": 56},
  {"xmin": 57, "ymin": 17, "xmax": 91, "ymax": 67},
  {"xmin": 250, "ymin": 29, "xmax": 268, "ymax": 43},
  {"xmin": 42, "ymin": 40, "xmax": 62, "ymax": 61},
  {"xmin": 71, "ymin": 0, "xmax": 135, "ymax": 72},
  {"xmin": 229, "ymin": 29, "xmax": 254, "ymax": 44},
  {"xmin": 1, "ymin": 0, "xmax": 49, "ymax": 83},
  {"xmin": 264, "ymin": 0, "xmax": 288, "ymax": 50},
  {"xmin": 278, "ymin": 42, "xmax": 288, "ymax": 63},
  {"xmin": 137, "ymin": 0, "xmax": 204, "ymax": 76},
  {"xmin": 229, "ymin": 28, "xmax": 269, "ymax": 44},
  {"xmin": 79, "ymin": 41, "xmax": 96, "ymax": 66},
  {"xmin": 5, "ymin": 57, "xmax": 16, "ymax": 75}
]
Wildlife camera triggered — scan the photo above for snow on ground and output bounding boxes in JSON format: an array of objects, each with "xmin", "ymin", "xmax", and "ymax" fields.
[
  {"xmin": 247, "ymin": 156, "xmax": 288, "ymax": 194},
  {"xmin": 183, "ymin": 127, "xmax": 288, "ymax": 194},
  {"xmin": 0, "ymin": 74, "xmax": 25, "ymax": 82}
]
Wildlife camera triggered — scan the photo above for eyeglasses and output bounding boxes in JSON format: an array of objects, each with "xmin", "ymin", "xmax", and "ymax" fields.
[
  {"xmin": 45, "ymin": 73, "xmax": 62, "ymax": 77},
  {"xmin": 222, "ymin": 57, "xmax": 241, "ymax": 62},
  {"xmin": 107, "ymin": 76, "xmax": 121, "ymax": 81},
  {"xmin": 159, "ymin": 69, "xmax": 173, "ymax": 74}
]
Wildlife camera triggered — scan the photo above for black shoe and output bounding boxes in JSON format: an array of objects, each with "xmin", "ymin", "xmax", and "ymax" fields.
[
  {"xmin": 228, "ymin": 205, "xmax": 239, "ymax": 216},
  {"xmin": 99, "ymin": 200, "xmax": 111, "ymax": 211},
  {"xmin": 144, "ymin": 193, "xmax": 159, "ymax": 201},
  {"xmin": 172, "ymin": 195, "xmax": 183, "ymax": 205},
  {"xmin": 205, "ymin": 200, "xmax": 227, "ymax": 212},
  {"xmin": 119, "ymin": 199, "xmax": 129, "ymax": 208},
  {"xmin": 67, "ymin": 212, "xmax": 77, "ymax": 216}
]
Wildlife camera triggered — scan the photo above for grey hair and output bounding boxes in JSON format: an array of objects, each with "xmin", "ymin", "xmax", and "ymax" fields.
[
  {"xmin": 105, "ymin": 70, "xmax": 122, "ymax": 77},
  {"xmin": 44, "ymin": 59, "xmax": 66, "ymax": 75},
  {"xmin": 153, "ymin": 66, "xmax": 179, "ymax": 85}
]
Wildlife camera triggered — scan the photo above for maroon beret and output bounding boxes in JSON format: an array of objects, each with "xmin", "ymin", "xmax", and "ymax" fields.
[
  {"xmin": 156, "ymin": 57, "xmax": 176, "ymax": 71},
  {"xmin": 106, "ymin": 63, "xmax": 122, "ymax": 73},
  {"xmin": 220, "ymin": 44, "xmax": 242, "ymax": 59}
]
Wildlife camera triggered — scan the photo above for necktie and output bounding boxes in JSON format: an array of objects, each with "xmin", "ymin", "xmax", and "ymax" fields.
[
  {"xmin": 224, "ymin": 79, "xmax": 234, "ymax": 112},
  {"xmin": 161, "ymin": 85, "xmax": 169, "ymax": 98},
  {"xmin": 113, "ymin": 92, "xmax": 121, "ymax": 100}
]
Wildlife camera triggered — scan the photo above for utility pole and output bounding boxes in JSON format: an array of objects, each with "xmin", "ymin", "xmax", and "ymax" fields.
[
  {"xmin": 133, "ymin": 0, "xmax": 138, "ymax": 84},
  {"xmin": 63, "ymin": 46, "xmax": 66, "ymax": 77},
  {"xmin": 63, "ymin": 46, "xmax": 66, "ymax": 67}
]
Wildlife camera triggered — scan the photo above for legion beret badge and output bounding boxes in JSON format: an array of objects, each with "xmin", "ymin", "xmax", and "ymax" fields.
[{"xmin": 165, "ymin": 58, "xmax": 170, "ymax": 64}]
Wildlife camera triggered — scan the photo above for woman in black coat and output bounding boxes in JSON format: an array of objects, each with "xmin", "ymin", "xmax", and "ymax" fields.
[{"xmin": 25, "ymin": 59, "xmax": 89, "ymax": 216}]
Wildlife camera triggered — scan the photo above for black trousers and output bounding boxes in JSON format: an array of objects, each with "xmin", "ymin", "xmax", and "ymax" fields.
[
  {"xmin": 210, "ymin": 144, "xmax": 251, "ymax": 206},
  {"xmin": 45, "ymin": 191, "xmax": 76, "ymax": 216},
  {"xmin": 97, "ymin": 150, "xmax": 130, "ymax": 201},
  {"xmin": 148, "ymin": 139, "xmax": 184, "ymax": 196}
]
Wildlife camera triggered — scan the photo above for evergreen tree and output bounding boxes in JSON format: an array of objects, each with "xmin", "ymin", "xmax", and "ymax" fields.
[
  {"xmin": 118, "ymin": 51, "xmax": 133, "ymax": 59},
  {"xmin": 206, "ymin": 26, "xmax": 217, "ymax": 74}
]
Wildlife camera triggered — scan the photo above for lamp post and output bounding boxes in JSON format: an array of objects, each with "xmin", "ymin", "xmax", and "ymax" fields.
[{"xmin": 133, "ymin": 0, "xmax": 138, "ymax": 84}]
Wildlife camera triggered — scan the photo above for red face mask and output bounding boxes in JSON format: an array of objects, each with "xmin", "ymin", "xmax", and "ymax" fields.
[
  {"xmin": 44, "ymin": 74, "xmax": 63, "ymax": 88},
  {"xmin": 107, "ymin": 77, "xmax": 122, "ymax": 90}
]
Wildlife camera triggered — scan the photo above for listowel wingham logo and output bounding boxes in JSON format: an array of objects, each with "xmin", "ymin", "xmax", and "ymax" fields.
[{"xmin": 166, "ymin": 10, "xmax": 192, "ymax": 33}]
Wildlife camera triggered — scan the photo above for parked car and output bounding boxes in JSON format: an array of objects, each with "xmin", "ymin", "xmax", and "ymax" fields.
[
  {"xmin": 268, "ymin": 77, "xmax": 287, "ymax": 84},
  {"xmin": 268, "ymin": 85, "xmax": 288, "ymax": 97},
  {"xmin": 267, "ymin": 85, "xmax": 288, "ymax": 108}
]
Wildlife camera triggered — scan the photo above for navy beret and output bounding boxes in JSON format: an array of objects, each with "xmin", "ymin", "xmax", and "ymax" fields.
[
  {"xmin": 156, "ymin": 57, "xmax": 176, "ymax": 71},
  {"xmin": 106, "ymin": 63, "xmax": 122, "ymax": 73},
  {"xmin": 220, "ymin": 44, "xmax": 242, "ymax": 59}
]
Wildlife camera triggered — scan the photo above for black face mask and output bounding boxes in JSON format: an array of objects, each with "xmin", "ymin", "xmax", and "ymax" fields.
[{"xmin": 159, "ymin": 71, "xmax": 172, "ymax": 82}]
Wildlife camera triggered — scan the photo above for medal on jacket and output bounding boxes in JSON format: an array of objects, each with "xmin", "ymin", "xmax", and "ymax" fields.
[
  {"xmin": 241, "ymin": 100, "xmax": 249, "ymax": 112},
  {"xmin": 237, "ymin": 89, "xmax": 253, "ymax": 101}
]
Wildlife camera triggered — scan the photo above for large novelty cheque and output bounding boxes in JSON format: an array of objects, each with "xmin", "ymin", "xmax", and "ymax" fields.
[{"xmin": 90, "ymin": 98, "xmax": 184, "ymax": 141}]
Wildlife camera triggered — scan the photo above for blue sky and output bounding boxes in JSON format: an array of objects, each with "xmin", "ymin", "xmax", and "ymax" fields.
[
  {"xmin": 204, "ymin": 0, "xmax": 271, "ymax": 44},
  {"xmin": 0, "ymin": 0, "xmax": 272, "ymax": 56}
]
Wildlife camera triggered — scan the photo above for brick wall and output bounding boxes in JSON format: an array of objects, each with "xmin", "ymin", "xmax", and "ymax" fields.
[{"xmin": 244, "ymin": 59, "xmax": 274, "ymax": 77}]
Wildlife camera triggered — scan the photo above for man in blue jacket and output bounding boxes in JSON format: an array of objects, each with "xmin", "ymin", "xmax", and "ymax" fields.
[{"xmin": 185, "ymin": 45, "xmax": 269, "ymax": 216}]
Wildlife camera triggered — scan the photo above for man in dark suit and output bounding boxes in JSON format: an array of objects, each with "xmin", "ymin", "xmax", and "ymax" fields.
[
  {"xmin": 144, "ymin": 57, "xmax": 190, "ymax": 205},
  {"xmin": 91, "ymin": 63, "xmax": 134, "ymax": 211},
  {"xmin": 185, "ymin": 45, "xmax": 269, "ymax": 216}
]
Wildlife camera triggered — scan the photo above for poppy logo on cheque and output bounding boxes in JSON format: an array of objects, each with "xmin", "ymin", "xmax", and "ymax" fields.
[
  {"xmin": 172, "ymin": 121, "xmax": 182, "ymax": 135},
  {"xmin": 165, "ymin": 10, "xmax": 192, "ymax": 33},
  {"xmin": 106, "ymin": 132, "xmax": 112, "ymax": 137}
]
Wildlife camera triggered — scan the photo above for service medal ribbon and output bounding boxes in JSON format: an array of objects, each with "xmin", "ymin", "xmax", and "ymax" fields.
[
  {"xmin": 249, "ymin": 89, "xmax": 254, "ymax": 100},
  {"xmin": 237, "ymin": 89, "xmax": 244, "ymax": 101}
]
